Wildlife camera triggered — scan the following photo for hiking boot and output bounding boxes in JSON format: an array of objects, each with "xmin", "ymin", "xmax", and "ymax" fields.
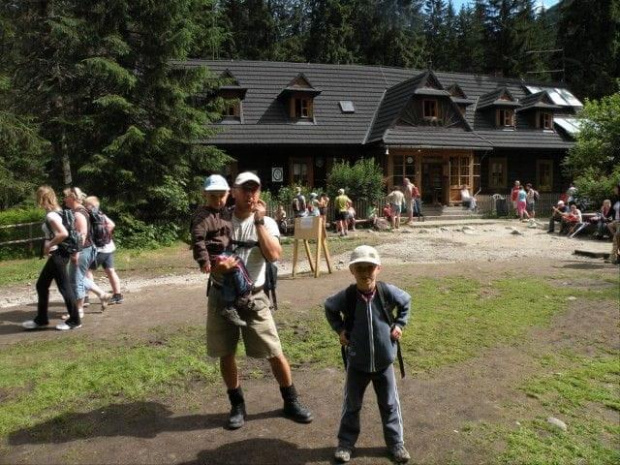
[
  {"xmin": 221, "ymin": 306, "xmax": 247, "ymax": 327},
  {"xmin": 226, "ymin": 387, "xmax": 246, "ymax": 430},
  {"xmin": 280, "ymin": 384, "xmax": 313, "ymax": 423},
  {"xmin": 109, "ymin": 293, "xmax": 124, "ymax": 305},
  {"xmin": 227, "ymin": 402, "xmax": 246, "ymax": 430},
  {"xmin": 334, "ymin": 447, "xmax": 352, "ymax": 463},
  {"xmin": 390, "ymin": 444, "xmax": 411, "ymax": 463}
]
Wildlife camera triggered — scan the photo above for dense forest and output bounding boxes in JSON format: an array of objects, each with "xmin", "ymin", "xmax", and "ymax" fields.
[{"xmin": 0, "ymin": 0, "xmax": 618, "ymax": 226}]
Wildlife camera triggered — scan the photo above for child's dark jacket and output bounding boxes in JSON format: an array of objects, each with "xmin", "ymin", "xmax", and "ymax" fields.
[
  {"xmin": 190, "ymin": 206, "xmax": 232, "ymax": 269},
  {"xmin": 325, "ymin": 283, "xmax": 411, "ymax": 373}
]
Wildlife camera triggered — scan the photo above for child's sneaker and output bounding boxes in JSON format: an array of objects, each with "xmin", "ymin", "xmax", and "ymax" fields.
[
  {"xmin": 235, "ymin": 295, "xmax": 255, "ymax": 311},
  {"xmin": 390, "ymin": 444, "xmax": 411, "ymax": 463},
  {"xmin": 221, "ymin": 306, "xmax": 247, "ymax": 327},
  {"xmin": 83, "ymin": 296, "xmax": 90, "ymax": 307},
  {"xmin": 334, "ymin": 447, "xmax": 352, "ymax": 463},
  {"xmin": 109, "ymin": 293, "xmax": 124, "ymax": 304}
]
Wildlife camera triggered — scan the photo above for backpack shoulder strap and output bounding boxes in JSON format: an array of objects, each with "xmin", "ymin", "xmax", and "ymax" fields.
[{"xmin": 344, "ymin": 284, "xmax": 357, "ymax": 333}]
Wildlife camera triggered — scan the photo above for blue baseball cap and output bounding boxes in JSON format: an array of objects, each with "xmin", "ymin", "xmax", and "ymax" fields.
[{"xmin": 203, "ymin": 174, "xmax": 229, "ymax": 192}]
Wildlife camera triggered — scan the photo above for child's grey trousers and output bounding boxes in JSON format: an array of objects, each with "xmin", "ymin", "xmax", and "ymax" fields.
[{"xmin": 337, "ymin": 364, "xmax": 404, "ymax": 449}]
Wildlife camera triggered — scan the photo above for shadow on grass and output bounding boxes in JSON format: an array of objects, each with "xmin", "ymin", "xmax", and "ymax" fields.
[
  {"xmin": 178, "ymin": 439, "xmax": 387, "ymax": 465},
  {"xmin": 8, "ymin": 402, "xmax": 282, "ymax": 445}
]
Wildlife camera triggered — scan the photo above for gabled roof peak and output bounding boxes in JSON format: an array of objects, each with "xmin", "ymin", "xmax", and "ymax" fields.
[{"xmin": 477, "ymin": 87, "xmax": 521, "ymax": 110}]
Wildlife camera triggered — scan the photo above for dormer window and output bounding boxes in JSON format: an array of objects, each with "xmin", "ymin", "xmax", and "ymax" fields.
[
  {"xmin": 423, "ymin": 99, "xmax": 438, "ymax": 120},
  {"xmin": 278, "ymin": 74, "xmax": 321, "ymax": 124},
  {"xmin": 291, "ymin": 97, "xmax": 313, "ymax": 119},
  {"xmin": 216, "ymin": 70, "xmax": 246, "ymax": 124},
  {"xmin": 537, "ymin": 112, "xmax": 553, "ymax": 130},
  {"xmin": 497, "ymin": 108, "xmax": 515, "ymax": 128},
  {"xmin": 224, "ymin": 100, "xmax": 240, "ymax": 119}
]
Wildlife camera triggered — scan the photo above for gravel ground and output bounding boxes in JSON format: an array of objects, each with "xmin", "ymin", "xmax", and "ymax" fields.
[{"xmin": 1, "ymin": 219, "xmax": 612, "ymax": 309}]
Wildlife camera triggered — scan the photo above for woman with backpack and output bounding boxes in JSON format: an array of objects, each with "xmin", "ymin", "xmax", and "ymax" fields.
[
  {"xmin": 63, "ymin": 187, "xmax": 111, "ymax": 320},
  {"xmin": 23, "ymin": 186, "xmax": 82, "ymax": 331}
]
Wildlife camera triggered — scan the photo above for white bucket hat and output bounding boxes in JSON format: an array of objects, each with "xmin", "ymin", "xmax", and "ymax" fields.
[
  {"xmin": 349, "ymin": 245, "xmax": 381, "ymax": 268},
  {"xmin": 203, "ymin": 174, "xmax": 229, "ymax": 192}
]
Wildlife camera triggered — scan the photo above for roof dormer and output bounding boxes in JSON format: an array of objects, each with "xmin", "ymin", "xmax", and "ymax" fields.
[
  {"xmin": 217, "ymin": 69, "xmax": 247, "ymax": 124},
  {"xmin": 477, "ymin": 87, "xmax": 521, "ymax": 129},
  {"xmin": 278, "ymin": 74, "xmax": 321, "ymax": 123},
  {"xmin": 516, "ymin": 91, "xmax": 562, "ymax": 131}
]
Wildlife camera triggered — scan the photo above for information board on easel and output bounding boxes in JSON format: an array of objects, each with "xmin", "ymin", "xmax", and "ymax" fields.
[{"xmin": 292, "ymin": 216, "xmax": 333, "ymax": 278}]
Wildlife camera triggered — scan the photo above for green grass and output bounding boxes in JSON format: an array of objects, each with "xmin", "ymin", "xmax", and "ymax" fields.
[
  {"xmin": 1, "ymin": 272, "xmax": 617, "ymax": 462},
  {"xmin": 492, "ymin": 353, "xmax": 620, "ymax": 465},
  {"xmin": 0, "ymin": 242, "xmax": 194, "ymax": 286},
  {"xmin": 0, "ymin": 326, "xmax": 219, "ymax": 438}
]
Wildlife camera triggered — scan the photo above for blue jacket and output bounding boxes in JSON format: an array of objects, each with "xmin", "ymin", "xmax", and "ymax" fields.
[{"xmin": 325, "ymin": 283, "xmax": 411, "ymax": 373}]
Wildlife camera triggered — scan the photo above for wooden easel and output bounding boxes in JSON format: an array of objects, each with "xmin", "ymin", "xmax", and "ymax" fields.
[{"xmin": 292, "ymin": 216, "xmax": 333, "ymax": 278}]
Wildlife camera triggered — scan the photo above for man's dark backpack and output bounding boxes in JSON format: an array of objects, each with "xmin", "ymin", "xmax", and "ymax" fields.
[
  {"xmin": 48, "ymin": 209, "xmax": 82, "ymax": 255},
  {"xmin": 89, "ymin": 207, "xmax": 111, "ymax": 248},
  {"xmin": 533, "ymin": 190, "xmax": 540, "ymax": 202},
  {"xmin": 343, "ymin": 281, "xmax": 405, "ymax": 378}
]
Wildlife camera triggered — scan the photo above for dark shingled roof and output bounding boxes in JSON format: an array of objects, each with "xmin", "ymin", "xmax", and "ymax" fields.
[
  {"xmin": 178, "ymin": 60, "xmax": 579, "ymax": 150},
  {"xmin": 476, "ymin": 87, "xmax": 521, "ymax": 110}
]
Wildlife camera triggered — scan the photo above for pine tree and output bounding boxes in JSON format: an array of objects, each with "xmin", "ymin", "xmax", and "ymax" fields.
[
  {"xmin": 11, "ymin": 0, "xmax": 230, "ymax": 225},
  {"xmin": 557, "ymin": 0, "xmax": 619, "ymax": 99}
]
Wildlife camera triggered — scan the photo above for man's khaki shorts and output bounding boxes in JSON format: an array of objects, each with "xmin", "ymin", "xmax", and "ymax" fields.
[{"xmin": 206, "ymin": 287, "xmax": 283, "ymax": 359}]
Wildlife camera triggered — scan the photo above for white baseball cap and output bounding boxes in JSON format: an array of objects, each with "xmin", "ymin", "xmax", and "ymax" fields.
[
  {"xmin": 349, "ymin": 245, "xmax": 381, "ymax": 268},
  {"xmin": 234, "ymin": 171, "xmax": 261, "ymax": 187},
  {"xmin": 338, "ymin": 188, "xmax": 345, "ymax": 194},
  {"xmin": 203, "ymin": 174, "xmax": 229, "ymax": 192}
]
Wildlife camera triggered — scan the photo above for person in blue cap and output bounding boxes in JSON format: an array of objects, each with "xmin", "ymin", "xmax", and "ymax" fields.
[{"xmin": 191, "ymin": 174, "xmax": 253, "ymax": 327}]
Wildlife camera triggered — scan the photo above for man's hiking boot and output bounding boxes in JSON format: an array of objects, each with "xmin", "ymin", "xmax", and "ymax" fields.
[
  {"xmin": 226, "ymin": 387, "xmax": 246, "ymax": 430},
  {"xmin": 334, "ymin": 447, "xmax": 352, "ymax": 463},
  {"xmin": 390, "ymin": 444, "xmax": 411, "ymax": 463},
  {"xmin": 227, "ymin": 402, "xmax": 246, "ymax": 430},
  {"xmin": 221, "ymin": 306, "xmax": 247, "ymax": 327},
  {"xmin": 280, "ymin": 384, "xmax": 313, "ymax": 423}
]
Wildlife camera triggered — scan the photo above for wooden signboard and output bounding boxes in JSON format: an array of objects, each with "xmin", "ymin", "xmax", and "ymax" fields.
[{"xmin": 292, "ymin": 216, "xmax": 333, "ymax": 278}]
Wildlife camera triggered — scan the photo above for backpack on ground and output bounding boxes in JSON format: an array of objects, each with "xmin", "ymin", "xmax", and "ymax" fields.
[
  {"xmin": 49, "ymin": 209, "xmax": 82, "ymax": 254},
  {"xmin": 89, "ymin": 207, "xmax": 111, "ymax": 248},
  {"xmin": 343, "ymin": 281, "xmax": 405, "ymax": 378}
]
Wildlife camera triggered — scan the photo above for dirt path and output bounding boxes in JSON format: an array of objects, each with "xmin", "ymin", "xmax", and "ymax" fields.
[{"xmin": 1, "ymin": 221, "xmax": 618, "ymax": 464}]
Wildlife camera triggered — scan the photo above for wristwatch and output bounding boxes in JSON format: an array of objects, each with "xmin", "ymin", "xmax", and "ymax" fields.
[{"xmin": 254, "ymin": 218, "xmax": 265, "ymax": 226}]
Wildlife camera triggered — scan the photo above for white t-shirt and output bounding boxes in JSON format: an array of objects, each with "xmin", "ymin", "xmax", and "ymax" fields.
[
  {"xmin": 232, "ymin": 214, "xmax": 279, "ymax": 287},
  {"xmin": 42, "ymin": 211, "xmax": 63, "ymax": 252}
]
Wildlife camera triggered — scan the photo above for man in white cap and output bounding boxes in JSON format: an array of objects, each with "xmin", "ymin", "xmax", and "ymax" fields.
[
  {"xmin": 206, "ymin": 171, "xmax": 313, "ymax": 430},
  {"xmin": 325, "ymin": 245, "xmax": 411, "ymax": 463},
  {"xmin": 548, "ymin": 199, "xmax": 568, "ymax": 233}
]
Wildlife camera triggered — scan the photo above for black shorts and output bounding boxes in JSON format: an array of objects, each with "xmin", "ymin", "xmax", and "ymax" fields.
[
  {"xmin": 89, "ymin": 252, "xmax": 115, "ymax": 270},
  {"xmin": 337, "ymin": 211, "xmax": 350, "ymax": 221}
]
